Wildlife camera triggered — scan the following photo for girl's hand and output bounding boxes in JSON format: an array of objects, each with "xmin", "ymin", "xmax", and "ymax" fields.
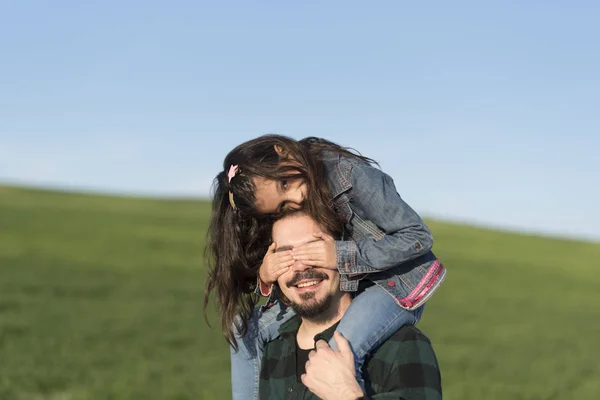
[
  {"xmin": 291, "ymin": 231, "xmax": 337, "ymax": 270},
  {"xmin": 259, "ymin": 242, "xmax": 295, "ymax": 285}
]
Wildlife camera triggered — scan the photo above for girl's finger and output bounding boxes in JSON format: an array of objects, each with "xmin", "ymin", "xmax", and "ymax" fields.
[
  {"xmin": 293, "ymin": 241, "xmax": 321, "ymax": 251},
  {"xmin": 293, "ymin": 251, "xmax": 323, "ymax": 260},
  {"xmin": 293, "ymin": 256, "xmax": 322, "ymax": 265},
  {"xmin": 269, "ymin": 252, "xmax": 292, "ymax": 264},
  {"xmin": 274, "ymin": 252, "xmax": 293, "ymax": 262},
  {"xmin": 274, "ymin": 266, "xmax": 291, "ymax": 279},
  {"xmin": 293, "ymin": 246, "xmax": 322, "ymax": 255},
  {"xmin": 276, "ymin": 259, "xmax": 295, "ymax": 270}
]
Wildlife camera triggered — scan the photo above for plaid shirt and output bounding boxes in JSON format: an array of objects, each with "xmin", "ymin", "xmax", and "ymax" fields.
[{"xmin": 259, "ymin": 316, "xmax": 442, "ymax": 399}]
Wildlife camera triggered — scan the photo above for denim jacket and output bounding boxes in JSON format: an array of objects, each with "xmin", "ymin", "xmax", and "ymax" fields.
[{"xmin": 323, "ymin": 152, "xmax": 446, "ymax": 310}]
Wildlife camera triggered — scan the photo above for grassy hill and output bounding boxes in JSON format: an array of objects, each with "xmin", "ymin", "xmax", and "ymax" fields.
[{"xmin": 1, "ymin": 185, "xmax": 599, "ymax": 400}]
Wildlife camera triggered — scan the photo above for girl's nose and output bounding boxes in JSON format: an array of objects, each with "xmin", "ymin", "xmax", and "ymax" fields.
[{"xmin": 287, "ymin": 189, "xmax": 304, "ymax": 208}]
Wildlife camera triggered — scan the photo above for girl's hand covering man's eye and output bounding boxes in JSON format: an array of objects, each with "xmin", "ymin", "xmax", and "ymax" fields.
[
  {"xmin": 259, "ymin": 242, "xmax": 295, "ymax": 285},
  {"xmin": 291, "ymin": 231, "xmax": 337, "ymax": 270}
]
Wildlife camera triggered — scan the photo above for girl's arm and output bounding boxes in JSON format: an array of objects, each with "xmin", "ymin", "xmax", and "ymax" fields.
[{"xmin": 335, "ymin": 161, "xmax": 433, "ymax": 275}]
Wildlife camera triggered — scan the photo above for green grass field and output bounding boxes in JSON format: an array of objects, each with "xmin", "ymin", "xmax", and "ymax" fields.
[{"xmin": 1, "ymin": 185, "xmax": 599, "ymax": 400}]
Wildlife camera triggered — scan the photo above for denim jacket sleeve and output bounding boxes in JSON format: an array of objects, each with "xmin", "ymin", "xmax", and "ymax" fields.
[{"xmin": 334, "ymin": 161, "xmax": 433, "ymax": 275}]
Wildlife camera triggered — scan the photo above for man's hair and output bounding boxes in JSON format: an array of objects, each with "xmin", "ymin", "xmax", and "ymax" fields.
[{"xmin": 272, "ymin": 208, "xmax": 342, "ymax": 243}]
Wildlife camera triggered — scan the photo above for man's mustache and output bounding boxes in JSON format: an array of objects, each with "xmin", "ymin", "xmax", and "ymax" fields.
[{"xmin": 287, "ymin": 269, "xmax": 328, "ymax": 287}]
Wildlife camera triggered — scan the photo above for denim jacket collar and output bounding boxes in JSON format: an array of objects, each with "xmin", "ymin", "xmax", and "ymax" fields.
[{"xmin": 321, "ymin": 152, "xmax": 352, "ymax": 199}]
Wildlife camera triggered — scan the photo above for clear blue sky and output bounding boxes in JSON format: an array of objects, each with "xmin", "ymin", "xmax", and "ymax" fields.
[{"xmin": 1, "ymin": 1, "xmax": 598, "ymax": 240}]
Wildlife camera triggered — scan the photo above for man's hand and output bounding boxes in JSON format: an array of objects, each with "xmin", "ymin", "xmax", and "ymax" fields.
[
  {"xmin": 291, "ymin": 231, "xmax": 337, "ymax": 269},
  {"xmin": 301, "ymin": 331, "xmax": 364, "ymax": 400},
  {"xmin": 259, "ymin": 242, "xmax": 294, "ymax": 285}
]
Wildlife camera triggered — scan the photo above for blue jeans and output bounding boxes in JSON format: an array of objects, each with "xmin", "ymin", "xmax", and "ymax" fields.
[
  {"xmin": 230, "ymin": 300, "xmax": 295, "ymax": 400},
  {"xmin": 230, "ymin": 285, "xmax": 424, "ymax": 400}
]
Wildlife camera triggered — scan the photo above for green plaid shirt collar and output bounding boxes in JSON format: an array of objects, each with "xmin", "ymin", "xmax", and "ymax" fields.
[{"xmin": 278, "ymin": 315, "xmax": 340, "ymax": 346}]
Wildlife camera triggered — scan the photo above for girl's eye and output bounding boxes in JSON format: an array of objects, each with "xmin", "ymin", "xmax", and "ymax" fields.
[
  {"xmin": 279, "ymin": 201, "xmax": 287, "ymax": 213},
  {"xmin": 281, "ymin": 179, "xmax": 288, "ymax": 190}
]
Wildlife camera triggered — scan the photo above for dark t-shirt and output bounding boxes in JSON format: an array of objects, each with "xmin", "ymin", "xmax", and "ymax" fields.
[{"xmin": 295, "ymin": 341, "xmax": 311, "ymax": 383}]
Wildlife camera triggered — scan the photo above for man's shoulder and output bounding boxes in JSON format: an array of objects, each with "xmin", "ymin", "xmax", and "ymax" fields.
[
  {"xmin": 364, "ymin": 325, "xmax": 442, "ymax": 398},
  {"xmin": 368, "ymin": 324, "xmax": 438, "ymax": 368},
  {"xmin": 262, "ymin": 315, "xmax": 301, "ymax": 364},
  {"xmin": 387, "ymin": 324, "xmax": 432, "ymax": 345}
]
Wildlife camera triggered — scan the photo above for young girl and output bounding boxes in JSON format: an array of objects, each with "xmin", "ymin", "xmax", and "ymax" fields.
[{"xmin": 204, "ymin": 135, "xmax": 446, "ymax": 400}]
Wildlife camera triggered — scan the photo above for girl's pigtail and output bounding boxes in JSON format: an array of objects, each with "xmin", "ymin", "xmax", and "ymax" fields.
[
  {"xmin": 204, "ymin": 171, "xmax": 272, "ymax": 349},
  {"xmin": 204, "ymin": 172, "xmax": 248, "ymax": 349}
]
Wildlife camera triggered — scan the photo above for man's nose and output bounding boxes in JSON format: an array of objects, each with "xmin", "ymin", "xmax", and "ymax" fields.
[{"xmin": 291, "ymin": 260, "xmax": 310, "ymax": 272}]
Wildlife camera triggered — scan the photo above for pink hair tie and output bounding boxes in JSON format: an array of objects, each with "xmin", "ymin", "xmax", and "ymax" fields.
[
  {"xmin": 227, "ymin": 165, "xmax": 239, "ymax": 209},
  {"xmin": 228, "ymin": 165, "xmax": 239, "ymax": 183}
]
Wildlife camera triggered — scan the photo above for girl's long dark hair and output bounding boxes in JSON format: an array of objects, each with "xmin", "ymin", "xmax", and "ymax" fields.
[{"xmin": 204, "ymin": 134, "xmax": 377, "ymax": 349}]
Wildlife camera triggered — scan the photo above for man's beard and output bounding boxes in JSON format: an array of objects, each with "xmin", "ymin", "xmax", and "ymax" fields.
[
  {"xmin": 286, "ymin": 270, "xmax": 336, "ymax": 323},
  {"xmin": 289, "ymin": 291, "xmax": 335, "ymax": 323}
]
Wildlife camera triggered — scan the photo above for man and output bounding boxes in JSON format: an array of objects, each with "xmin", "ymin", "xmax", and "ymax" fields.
[{"xmin": 259, "ymin": 211, "xmax": 442, "ymax": 400}]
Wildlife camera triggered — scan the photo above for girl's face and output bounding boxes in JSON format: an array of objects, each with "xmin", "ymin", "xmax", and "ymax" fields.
[{"xmin": 252, "ymin": 176, "xmax": 306, "ymax": 214}]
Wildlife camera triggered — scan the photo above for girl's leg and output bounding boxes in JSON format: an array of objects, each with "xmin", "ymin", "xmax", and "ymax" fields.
[
  {"xmin": 331, "ymin": 284, "xmax": 424, "ymax": 390},
  {"xmin": 230, "ymin": 301, "xmax": 295, "ymax": 400}
]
